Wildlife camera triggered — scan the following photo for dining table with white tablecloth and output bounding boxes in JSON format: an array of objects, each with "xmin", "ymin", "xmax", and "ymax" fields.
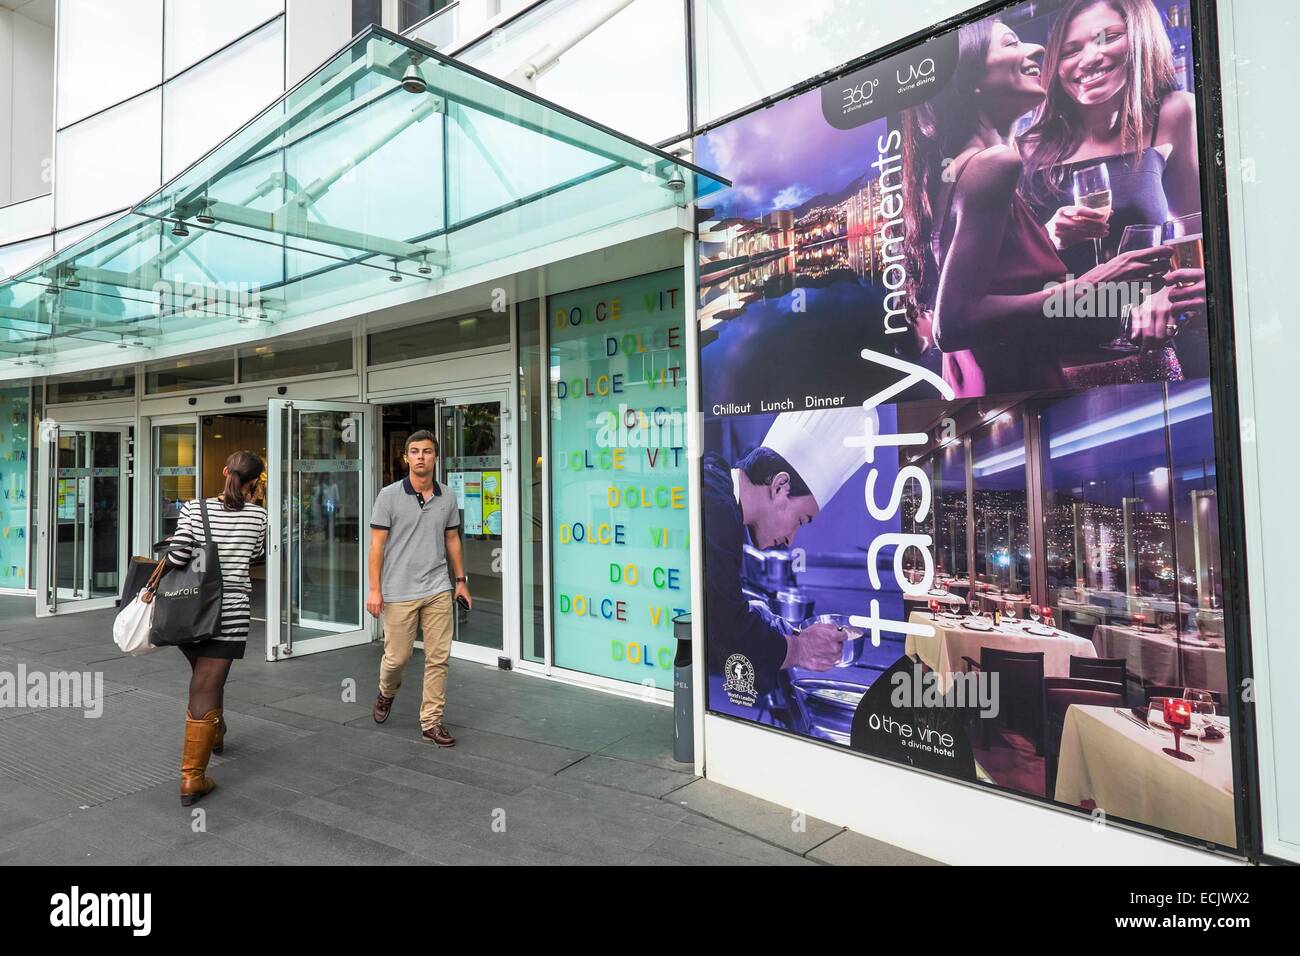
[
  {"xmin": 904, "ymin": 611, "xmax": 1098, "ymax": 693},
  {"xmin": 1053, "ymin": 704, "xmax": 1236, "ymax": 847},
  {"xmin": 1092, "ymin": 624, "xmax": 1228, "ymax": 694}
]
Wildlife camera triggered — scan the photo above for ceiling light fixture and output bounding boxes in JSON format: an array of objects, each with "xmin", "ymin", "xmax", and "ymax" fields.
[{"xmin": 401, "ymin": 53, "xmax": 427, "ymax": 94}]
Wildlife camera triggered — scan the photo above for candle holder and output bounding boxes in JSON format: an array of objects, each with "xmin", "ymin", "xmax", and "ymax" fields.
[{"xmin": 1161, "ymin": 697, "xmax": 1196, "ymax": 762}]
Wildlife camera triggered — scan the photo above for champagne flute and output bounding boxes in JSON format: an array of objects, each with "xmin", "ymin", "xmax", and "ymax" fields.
[
  {"xmin": 1101, "ymin": 224, "xmax": 1161, "ymax": 352},
  {"xmin": 1073, "ymin": 162, "xmax": 1112, "ymax": 266}
]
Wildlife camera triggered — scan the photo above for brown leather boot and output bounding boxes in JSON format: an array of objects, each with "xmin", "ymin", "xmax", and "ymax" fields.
[
  {"xmin": 213, "ymin": 712, "xmax": 227, "ymax": 754},
  {"xmin": 180, "ymin": 709, "xmax": 219, "ymax": 806}
]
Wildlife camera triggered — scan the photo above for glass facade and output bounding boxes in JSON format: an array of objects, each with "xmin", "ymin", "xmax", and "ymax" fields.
[
  {"xmin": 161, "ymin": 17, "xmax": 286, "ymax": 179},
  {"xmin": 459, "ymin": 0, "xmax": 689, "ymax": 146},
  {"xmin": 367, "ymin": 309, "xmax": 510, "ymax": 366},
  {"xmin": 0, "ymin": 383, "xmax": 31, "ymax": 589},
  {"xmin": 517, "ymin": 298, "xmax": 544, "ymax": 663},
  {"xmin": 55, "ymin": 0, "xmax": 163, "ymax": 129},
  {"xmin": 54, "ymin": 90, "xmax": 162, "ymax": 229},
  {"xmin": 164, "ymin": 0, "xmax": 284, "ymax": 77},
  {"xmin": 239, "ymin": 333, "xmax": 353, "ymax": 383}
]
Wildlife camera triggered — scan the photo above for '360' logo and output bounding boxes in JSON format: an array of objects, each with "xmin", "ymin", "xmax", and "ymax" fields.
[{"xmin": 841, "ymin": 77, "xmax": 879, "ymax": 113}]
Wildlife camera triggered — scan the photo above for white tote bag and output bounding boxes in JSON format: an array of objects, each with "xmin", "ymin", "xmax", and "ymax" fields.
[{"xmin": 114, "ymin": 591, "xmax": 161, "ymax": 656}]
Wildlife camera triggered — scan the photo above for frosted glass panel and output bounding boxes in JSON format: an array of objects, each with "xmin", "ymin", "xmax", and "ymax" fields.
[
  {"xmin": 165, "ymin": 0, "xmax": 284, "ymax": 77},
  {"xmin": 461, "ymin": 0, "xmax": 688, "ymax": 145},
  {"xmin": 0, "ymin": 194, "xmax": 53, "ymax": 246},
  {"xmin": 55, "ymin": 212, "xmax": 129, "ymax": 252},
  {"xmin": 163, "ymin": 19, "xmax": 286, "ymax": 179},
  {"xmin": 0, "ymin": 235, "xmax": 54, "ymax": 280},
  {"xmin": 55, "ymin": 91, "xmax": 162, "ymax": 228},
  {"xmin": 693, "ymin": 0, "xmax": 980, "ymax": 124},
  {"xmin": 56, "ymin": 0, "xmax": 162, "ymax": 127}
]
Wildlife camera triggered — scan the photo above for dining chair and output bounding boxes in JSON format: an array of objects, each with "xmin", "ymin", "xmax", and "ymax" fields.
[
  {"xmin": 1070, "ymin": 655, "xmax": 1127, "ymax": 689},
  {"xmin": 969, "ymin": 648, "xmax": 1046, "ymax": 755},
  {"xmin": 1044, "ymin": 677, "xmax": 1127, "ymax": 797}
]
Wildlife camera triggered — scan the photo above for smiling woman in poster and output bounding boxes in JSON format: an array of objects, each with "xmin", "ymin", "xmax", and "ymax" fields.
[
  {"xmin": 1020, "ymin": 0, "xmax": 1207, "ymax": 381},
  {"xmin": 900, "ymin": 17, "xmax": 1169, "ymax": 398}
]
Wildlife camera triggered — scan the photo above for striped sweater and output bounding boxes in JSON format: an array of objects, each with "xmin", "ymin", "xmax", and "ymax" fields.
[{"xmin": 165, "ymin": 497, "xmax": 268, "ymax": 642}]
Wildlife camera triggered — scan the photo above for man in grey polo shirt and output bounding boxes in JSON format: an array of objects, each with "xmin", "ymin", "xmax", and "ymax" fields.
[{"xmin": 367, "ymin": 429, "xmax": 471, "ymax": 747}]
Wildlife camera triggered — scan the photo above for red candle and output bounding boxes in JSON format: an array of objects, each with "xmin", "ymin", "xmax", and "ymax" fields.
[{"xmin": 1163, "ymin": 697, "xmax": 1192, "ymax": 730}]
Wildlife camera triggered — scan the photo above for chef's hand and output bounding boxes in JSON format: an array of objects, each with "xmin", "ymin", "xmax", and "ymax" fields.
[{"xmin": 783, "ymin": 624, "xmax": 846, "ymax": 671}]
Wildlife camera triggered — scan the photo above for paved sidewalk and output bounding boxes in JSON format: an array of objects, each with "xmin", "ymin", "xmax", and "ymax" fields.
[{"xmin": 0, "ymin": 597, "xmax": 936, "ymax": 866}]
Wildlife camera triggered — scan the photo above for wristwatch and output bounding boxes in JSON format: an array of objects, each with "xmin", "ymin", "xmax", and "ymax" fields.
[{"xmin": 455, "ymin": 575, "xmax": 469, "ymax": 583}]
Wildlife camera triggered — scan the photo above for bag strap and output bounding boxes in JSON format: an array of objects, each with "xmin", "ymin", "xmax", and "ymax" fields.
[
  {"xmin": 140, "ymin": 558, "xmax": 167, "ymax": 604},
  {"xmin": 198, "ymin": 496, "xmax": 213, "ymax": 544}
]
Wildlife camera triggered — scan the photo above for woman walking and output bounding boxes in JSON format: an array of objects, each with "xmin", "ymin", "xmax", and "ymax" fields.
[{"xmin": 163, "ymin": 451, "xmax": 267, "ymax": 805}]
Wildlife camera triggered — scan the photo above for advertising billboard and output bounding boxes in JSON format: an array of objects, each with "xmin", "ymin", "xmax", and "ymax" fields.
[{"xmin": 697, "ymin": 0, "xmax": 1238, "ymax": 848}]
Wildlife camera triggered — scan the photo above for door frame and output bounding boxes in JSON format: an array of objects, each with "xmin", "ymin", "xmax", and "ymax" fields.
[
  {"xmin": 34, "ymin": 421, "xmax": 132, "ymax": 618},
  {"xmin": 265, "ymin": 398, "xmax": 378, "ymax": 661},
  {"xmin": 368, "ymin": 383, "xmax": 519, "ymax": 668}
]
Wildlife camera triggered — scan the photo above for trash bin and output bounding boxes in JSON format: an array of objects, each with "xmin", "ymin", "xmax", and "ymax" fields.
[{"xmin": 672, "ymin": 612, "xmax": 693, "ymax": 764}]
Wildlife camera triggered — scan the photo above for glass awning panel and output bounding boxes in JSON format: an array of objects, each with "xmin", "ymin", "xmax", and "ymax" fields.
[{"xmin": 0, "ymin": 26, "xmax": 727, "ymax": 372}]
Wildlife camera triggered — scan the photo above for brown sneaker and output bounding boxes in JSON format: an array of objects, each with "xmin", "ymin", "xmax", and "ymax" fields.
[
  {"xmin": 372, "ymin": 692, "xmax": 394, "ymax": 724},
  {"xmin": 421, "ymin": 724, "xmax": 455, "ymax": 747}
]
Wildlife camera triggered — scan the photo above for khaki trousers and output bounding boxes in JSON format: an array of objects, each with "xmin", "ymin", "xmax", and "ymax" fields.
[{"xmin": 378, "ymin": 591, "xmax": 454, "ymax": 729}]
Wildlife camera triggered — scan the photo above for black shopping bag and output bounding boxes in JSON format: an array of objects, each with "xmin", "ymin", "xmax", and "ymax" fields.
[
  {"xmin": 150, "ymin": 500, "xmax": 223, "ymax": 646},
  {"xmin": 119, "ymin": 539, "xmax": 173, "ymax": 608}
]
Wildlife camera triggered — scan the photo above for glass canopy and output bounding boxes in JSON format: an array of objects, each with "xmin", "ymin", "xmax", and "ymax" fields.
[{"xmin": 0, "ymin": 26, "xmax": 727, "ymax": 373}]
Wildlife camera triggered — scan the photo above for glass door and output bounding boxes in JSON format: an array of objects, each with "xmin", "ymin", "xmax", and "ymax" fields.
[
  {"xmin": 439, "ymin": 393, "xmax": 508, "ymax": 663},
  {"xmin": 266, "ymin": 399, "xmax": 375, "ymax": 660},
  {"xmin": 153, "ymin": 422, "xmax": 198, "ymax": 543},
  {"xmin": 35, "ymin": 424, "xmax": 130, "ymax": 617}
]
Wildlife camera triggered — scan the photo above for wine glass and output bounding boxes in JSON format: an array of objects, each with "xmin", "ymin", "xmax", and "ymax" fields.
[
  {"xmin": 1162, "ymin": 213, "xmax": 1204, "ymax": 334},
  {"xmin": 1183, "ymin": 688, "xmax": 1217, "ymax": 753},
  {"xmin": 928, "ymin": 598, "xmax": 940, "ymax": 622},
  {"xmin": 1101, "ymin": 224, "xmax": 1161, "ymax": 352},
  {"xmin": 1004, "ymin": 600, "xmax": 1017, "ymax": 625},
  {"xmin": 1073, "ymin": 162, "xmax": 1112, "ymax": 266}
]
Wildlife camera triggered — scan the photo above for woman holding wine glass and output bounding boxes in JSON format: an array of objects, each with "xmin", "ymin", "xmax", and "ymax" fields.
[
  {"xmin": 899, "ymin": 17, "xmax": 1171, "ymax": 398},
  {"xmin": 1020, "ymin": 0, "xmax": 1206, "ymax": 367}
]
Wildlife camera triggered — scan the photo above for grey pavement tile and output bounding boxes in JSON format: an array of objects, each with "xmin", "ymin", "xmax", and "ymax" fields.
[
  {"xmin": 221, "ymin": 808, "xmax": 428, "ymax": 865},
  {"xmin": 598, "ymin": 726, "xmax": 693, "ymax": 771},
  {"xmin": 395, "ymin": 751, "xmax": 539, "ymax": 796},
  {"xmin": 0, "ymin": 799, "xmax": 46, "ymax": 839},
  {"xmin": 0, "ymin": 775, "xmax": 89, "ymax": 819},
  {"xmin": 667, "ymin": 778, "xmax": 843, "ymax": 855},
  {"xmin": 136, "ymin": 836, "xmax": 279, "ymax": 866},
  {"xmin": 807, "ymin": 829, "xmax": 942, "ymax": 866},
  {"xmin": 207, "ymin": 752, "xmax": 370, "ymax": 798},
  {"xmin": 647, "ymin": 820, "xmax": 816, "ymax": 866},
  {"xmin": 264, "ymin": 691, "xmax": 372, "ymax": 724},
  {"xmin": 369, "ymin": 764, "xmax": 520, "ymax": 817},
  {"xmin": 289, "ymin": 794, "xmax": 523, "ymax": 866},
  {"xmin": 532, "ymin": 773, "xmax": 713, "ymax": 828},
  {"xmin": 235, "ymin": 705, "xmax": 339, "ymax": 733},
  {"xmin": 299, "ymin": 721, "xmax": 429, "ymax": 765},
  {"xmin": 556, "ymin": 753, "xmax": 694, "ymax": 799},
  {"xmin": 0, "ymin": 824, "xmax": 124, "ymax": 865}
]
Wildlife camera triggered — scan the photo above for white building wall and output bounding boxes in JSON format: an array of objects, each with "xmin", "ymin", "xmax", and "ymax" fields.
[{"xmin": 1217, "ymin": 0, "xmax": 1300, "ymax": 865}]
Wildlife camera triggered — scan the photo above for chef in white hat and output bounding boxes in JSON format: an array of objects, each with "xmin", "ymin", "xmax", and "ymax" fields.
[{"xmin": 704, "ymin": 407, "xmax": 874, "ymax": 700}]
